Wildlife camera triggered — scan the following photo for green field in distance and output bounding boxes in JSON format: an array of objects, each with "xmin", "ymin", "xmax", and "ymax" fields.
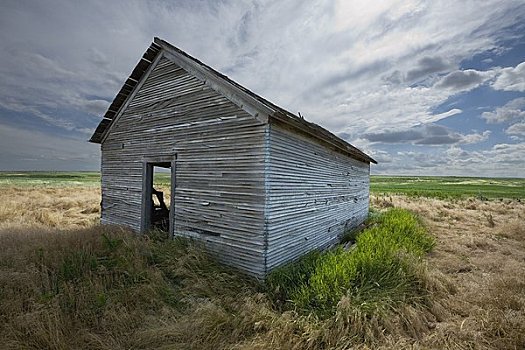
[
  {"xmin": 0, "ymin": 172, "xmax": 523, "ymax": 199},
  {"xmin": 371, "ymin": 175, "xmax": 524, "ymax": 199},
  {"xmin": 0, "ymin": 172, "xmax": 101, "ymax": 187}
]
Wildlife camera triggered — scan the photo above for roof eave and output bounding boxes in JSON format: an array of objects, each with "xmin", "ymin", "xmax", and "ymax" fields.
[
  {"xmin": 270, "ymin": 112, "xmax": 377, "ymax": 164},
  {"xmin": 89, "ymin": 41, "xmax": 163, "ymax": 144}
]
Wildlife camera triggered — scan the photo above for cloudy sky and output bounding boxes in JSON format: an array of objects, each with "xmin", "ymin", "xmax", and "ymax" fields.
[{"xmin": 1, "ymin": 0, "xmax": 524, "ymax": 176}]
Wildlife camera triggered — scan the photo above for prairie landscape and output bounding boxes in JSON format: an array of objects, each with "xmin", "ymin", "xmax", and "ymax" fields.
[{"xmin": 0, "ymin": 172, "xmax": 524, "ymax": 349}]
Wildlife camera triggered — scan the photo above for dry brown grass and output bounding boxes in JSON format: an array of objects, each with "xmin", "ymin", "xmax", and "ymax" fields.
[
  {"xmin": 0, "ymin": 187, "xmax": 524, "ymax": 349},
  {"xmin": 0, "ymin": 186, "xmax": 100, "ymax": 229},
  {"xmin": 0, "ymin": 225, "xmax": 265, "ymax": 350},
  {"xmin": 372, "ymin": 194, "xmax": 525, "ymax": 349}
]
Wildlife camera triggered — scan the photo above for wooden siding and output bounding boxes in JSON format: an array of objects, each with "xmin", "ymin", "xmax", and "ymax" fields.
[
  {"xmin": 101, "ymin": 55, "xmax": 267, "ymax": 277},
  {"xmin": 265, "ymin": 122, "xmax": 370, "ymax": 271}
]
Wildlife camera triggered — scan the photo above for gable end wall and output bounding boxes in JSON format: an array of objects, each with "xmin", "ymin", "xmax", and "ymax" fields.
[{"xmin": 101, "ymin": 55, "xmax": 267, "ymax": 277}]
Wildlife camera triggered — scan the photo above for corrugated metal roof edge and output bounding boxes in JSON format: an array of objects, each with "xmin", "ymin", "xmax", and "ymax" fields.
[{"xmin": 89, "ymin": 37, "xmax": 377, "ymax": 165}]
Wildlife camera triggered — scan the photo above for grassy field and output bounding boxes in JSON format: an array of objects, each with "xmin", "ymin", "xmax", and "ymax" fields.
[
  {"xmin": 0, "ymin": 172, "xmax": 524, "ymax": 349},
  {"xmin": 0, "ymin": 171, "xmax": 100, "ymax": 187},
  {"xmin": 2, "ymin": 172, "xmax": 523, "ymax": 199},
  {"xmin": 371, "ymin": 176, "xmax": 525, "ymax": 199}
]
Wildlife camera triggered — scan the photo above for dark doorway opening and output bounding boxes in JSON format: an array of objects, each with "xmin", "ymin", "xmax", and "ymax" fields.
[
  {"xmin": 141, "ymin": 159, "xmax": 175, "ymax": 235},
  {"xmin": 151, "ymin": 163, "xmax": 171, "ymax": 232}
]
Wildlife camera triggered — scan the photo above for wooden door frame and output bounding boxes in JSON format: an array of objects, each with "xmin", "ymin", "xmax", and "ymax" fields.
[{"xmin": 140, "ymin": 155, "xmax": 177, "ymax": 237}]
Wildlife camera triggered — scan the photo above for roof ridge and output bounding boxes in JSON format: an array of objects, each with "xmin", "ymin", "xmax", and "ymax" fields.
[{"xmin": 89, "ymin": 37, "xmax": 376, "ymax": 164}]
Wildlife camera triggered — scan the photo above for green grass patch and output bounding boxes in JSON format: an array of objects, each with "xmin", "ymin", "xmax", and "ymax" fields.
[{"xmin": 267, "ymin": 208, "xmax": 435, "ymax": 318}]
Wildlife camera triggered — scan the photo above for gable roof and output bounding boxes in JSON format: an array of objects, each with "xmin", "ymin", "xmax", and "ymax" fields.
[{"xmin": 90, "ymin": 37, "xmax": 376, "ymax": 164}]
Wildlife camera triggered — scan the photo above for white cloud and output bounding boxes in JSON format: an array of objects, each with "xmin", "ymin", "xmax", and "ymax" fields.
[
  {"xmin": 0, "ymin": 0, "xmax": 524, "ymax": 174},
  {"xmin": 3, "ymin": 0, "xmax": 516, "ymax": 136},
  {"xmin": 492, "ymin": 61, "xmax": 525, "ymax": 92},
  {"xmin": 482, "ymin": 97, "xmax": 525, "ymax": 123},
  {"xmin": 506, "ymin": 122, "xmax": 525, "ymax": 136},
  {"xmin": 433, "ymin": 108, "xmax": 463, "ymax": 119},
  {"xmin": 445, "ymin": 145, "xmax": 468, "ymax": 158},
  {"xmin": 486, "ymin": 143, "xmax": 525, "ymax": 165},
  {"xmin": 373, "ymin": 142, "xmax": 525, "ymax": 177},
  {"xmin": 460, "ymin": 130, "xmax": 491, "ymax": 144}
]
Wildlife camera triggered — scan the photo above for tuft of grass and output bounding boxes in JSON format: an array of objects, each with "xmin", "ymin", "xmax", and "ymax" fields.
[
  {"xmin": 268, "ymin": 208, "xmax": 436, "ymax": 321},
  {"xmin": 484, "ymin": 212, "xmax": 496, "ymax": 227},
  {"xmin": 266, "ymin": 250, "xmax": 322, "ymax": 308},
  {"xmin": 340, "ymin": 208, "xmax": 382, "ymax": 245}
]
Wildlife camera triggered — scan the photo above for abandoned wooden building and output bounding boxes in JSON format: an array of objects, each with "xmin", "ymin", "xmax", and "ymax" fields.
[{"xmin": 90, "ymin": 38, "xmax": 376, "ymax": 277}]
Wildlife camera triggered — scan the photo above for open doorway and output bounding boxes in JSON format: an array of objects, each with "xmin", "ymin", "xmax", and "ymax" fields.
[{"xmin": 141, "ymin": 158, "xmax": 176, "ymax": 235}]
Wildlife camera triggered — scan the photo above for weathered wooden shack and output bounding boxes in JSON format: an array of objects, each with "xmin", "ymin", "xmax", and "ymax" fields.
[{"xmin": 90, "ymin": 38, "xmax": 376, "ymax": 277}]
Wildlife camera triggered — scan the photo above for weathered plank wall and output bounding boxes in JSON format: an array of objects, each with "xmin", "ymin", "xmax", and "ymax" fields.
[
  {"xmin": 265, "ymin": 121, "xmax": 370, "ymax": 271},
  {"xmin": 101, "ymin": 55, "xmax": 267, "ymax": 276}
]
